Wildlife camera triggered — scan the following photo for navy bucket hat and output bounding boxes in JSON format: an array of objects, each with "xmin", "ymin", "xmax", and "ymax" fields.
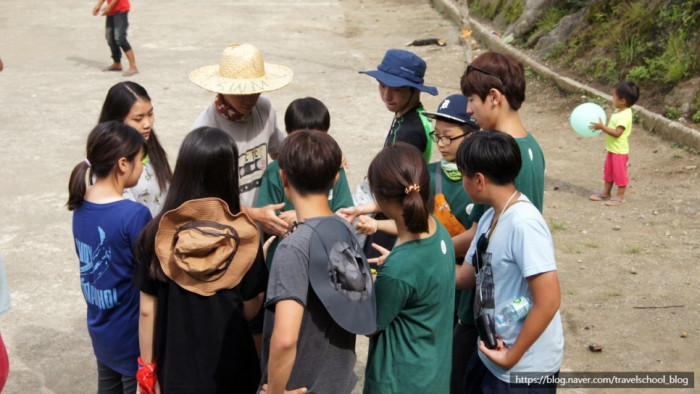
[
  {"xmin": 422, "ymin": 94, "xmax": 479, "ymax": 131},
  {"xmin": 360, "ymin": 49, "xmax": 438, "ymax": 96}
]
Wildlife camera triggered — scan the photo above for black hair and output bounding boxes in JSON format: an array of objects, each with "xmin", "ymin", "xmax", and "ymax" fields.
[
  {"xmin": 614, "ymin": 81, "xmax": 640, "ymax": 107},
  {"xmin": 284, "ymin": 97, "xmax": 331, "ymax": 133},
  {"xmin": 368, "ymin": 142, "xmax": 431, "ymax": 234},
  {"xmin": 99, "ymin": 81, "xmax": 172, "ymax": 191},
  {"xmin": 135, "ymin": 127, "xmax": 240, "ymax": 281},
  {"xmin": 456, "ymin": 130, "xmax": 521, "ymax": 186},
  {"xmin": 277, "ymin": 129, "xmax": 342, "ymax": 196},
  {"xmin": 67, "ymin": 121, "xmax": 148, "ymax": 210}
]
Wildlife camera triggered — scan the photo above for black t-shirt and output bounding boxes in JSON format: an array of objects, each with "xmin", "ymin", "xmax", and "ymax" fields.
[
  {"xmin": 133, "ymin": 247, "xmax": 268, "ymax": 393},
  {"xmin": 383, "ymin": 103, "xmax": 429, "ymax": 152}
]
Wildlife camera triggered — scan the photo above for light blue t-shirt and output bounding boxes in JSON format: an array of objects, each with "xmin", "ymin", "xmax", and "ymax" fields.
[{"xmin": 466, "ymin": 194, "xmax": 564, "ymax": 382}]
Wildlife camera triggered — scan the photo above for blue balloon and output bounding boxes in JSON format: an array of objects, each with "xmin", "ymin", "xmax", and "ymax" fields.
[{"xmin": 570, "ymin": 102, "xmax": 606, "ymax": 137}]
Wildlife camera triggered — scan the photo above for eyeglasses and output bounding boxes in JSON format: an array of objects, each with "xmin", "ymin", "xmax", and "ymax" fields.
[
  {"xmin": 429, "ymin": 131, "xmax": 469, "ymax": 146},
  {"xmin": 464, "ymin": 64, "xmax": 504, "ymax": 85},
  {"xmin": 473, "ymin": 232, "xmax": 489, "ymax": 274}
]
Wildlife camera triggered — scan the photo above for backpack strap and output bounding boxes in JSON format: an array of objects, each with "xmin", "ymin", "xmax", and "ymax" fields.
[{"xmin": 434, "ymin": 163, "xmax": 443, "ymax": 195}]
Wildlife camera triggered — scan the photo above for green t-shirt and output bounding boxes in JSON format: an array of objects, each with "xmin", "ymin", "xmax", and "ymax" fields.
[
  {"xmin": 364, "ymin": 220, "xmax": 455, "ymax": 394},
  {"xmin": 606, "ymin": 107, "xmax": 633, "ymax": 154},
  {"xmin": 256, "ymin": 160, "xmax": 354, "ymax": 268},
  {"xmin": 460, "ymin": 132, "xmax": 545, "ymax": 324}
]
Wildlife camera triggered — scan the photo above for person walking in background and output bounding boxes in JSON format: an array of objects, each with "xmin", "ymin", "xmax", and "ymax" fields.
[
  {"xmin": 589, "ymin": 81, "xmax": 640, "ymax": 206},
  {"xmin": 363, "ymin": 142, "xmax": 455, "ymax": 394},
  {"xmin": 67, "ymin": 121, "xmax": 151, "ymax": 393},
  {"xmin": 92, "ymin": 0, "xmax": 139, "ymax": 77},
  {"xmin": 134, "ymin": 127, "xmax": 267, "ymax": 393},
  {"xmin": 190, "ymin": 43, "xmax": 293, "ymax": 238},
  {"xmin": 99, "ymin": 82, "xmax": 172, "ymax": 217}
]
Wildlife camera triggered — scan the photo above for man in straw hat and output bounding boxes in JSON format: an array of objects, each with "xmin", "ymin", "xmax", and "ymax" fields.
[{"xmin": 190, "ymin": 43, "xmax": 293, "ymax": 238}]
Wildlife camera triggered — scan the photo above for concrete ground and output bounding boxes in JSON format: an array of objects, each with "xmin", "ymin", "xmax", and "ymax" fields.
[{"xmin": 0, "ymin": 0, "xmax": 468, "ymax": 392}]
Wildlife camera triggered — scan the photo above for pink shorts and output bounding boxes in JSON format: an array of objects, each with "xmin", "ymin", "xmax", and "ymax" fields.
[{"xmin": 603, "ymin": 152, "xmax": 629, "ymax": 187}]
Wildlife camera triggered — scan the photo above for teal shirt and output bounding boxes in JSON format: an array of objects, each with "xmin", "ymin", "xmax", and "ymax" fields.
[
  {"xmin": 256, "ymin": 160, "xmax": 354, "ymax": 268},
  {"xmin": 364, "ymin": 220, "xmax": 455, "ymax": 394}
]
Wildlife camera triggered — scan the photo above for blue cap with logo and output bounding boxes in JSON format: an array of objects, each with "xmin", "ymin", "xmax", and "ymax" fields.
[
  {"xmin": 360, "ymin": 49, "xmax": 438, "ymax": 96},
  {"xmin": 422, "ymin": 94, "xmax": 479, "ymax": 130}
]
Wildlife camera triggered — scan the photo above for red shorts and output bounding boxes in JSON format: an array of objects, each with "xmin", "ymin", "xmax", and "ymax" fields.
[
  {"xmin": 603, "ymin": 152, "xmax": 629, "ymax": 187},
  {"xmin": 0, "ymin": 332, "xmax": 8, "ymax": 391}
]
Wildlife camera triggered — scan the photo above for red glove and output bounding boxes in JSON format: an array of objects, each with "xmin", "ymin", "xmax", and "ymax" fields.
[{"xmin": 137, "ymin": 356, "xmax": 157, "ymax": 394}]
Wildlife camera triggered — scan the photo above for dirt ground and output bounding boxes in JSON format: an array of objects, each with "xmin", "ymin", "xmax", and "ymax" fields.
[{"xmin": 0, "ymin": 0, "xmax": 697, "ymax": 393}]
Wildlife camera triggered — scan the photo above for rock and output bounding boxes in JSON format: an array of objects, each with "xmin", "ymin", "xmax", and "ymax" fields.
[
  {"xmin": 588, "ymin": 343, "xmax": 603, "ymax": 352},
  {"xmin": 630, "ymin": 268, "xmax": 637, "ymax": 274},
  {"xmin": 680, "ymin": 331, "xmax": 688, "ymax": 338},
  {"xmin": 613, "ymin": 225, "xmax": 621, "ymax": 231},
  {"xmin": 505, "ymin": 0, "xmax": 557, "ymax": 37},
  {"xmin": 663, "ymin": 77, "xmax": 700, "ymax": 116},
  {"xmin": 534, "ymin": 8, "xmax": 588, "ymax": 57}
]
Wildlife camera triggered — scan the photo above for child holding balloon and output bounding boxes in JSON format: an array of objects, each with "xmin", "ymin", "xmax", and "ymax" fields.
[{"xmin": 589, "ymin": 81, "xmax": 639, "ymax": 206}]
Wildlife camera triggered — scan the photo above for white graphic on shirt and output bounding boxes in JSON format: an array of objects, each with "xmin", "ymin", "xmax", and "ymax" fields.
[{"xmin": 77, "ymin": 227, "xmax": 119, "ymax": 310}]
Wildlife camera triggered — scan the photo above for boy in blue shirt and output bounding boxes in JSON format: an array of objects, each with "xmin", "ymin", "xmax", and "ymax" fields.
[{"xmin": 455, "ymin": 130, "xmax": 563, "ymax": 393}]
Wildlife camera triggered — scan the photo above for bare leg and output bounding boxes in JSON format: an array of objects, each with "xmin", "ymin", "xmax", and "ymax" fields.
[
  {"xmin": 122, "ymin": 49, "xmax": 138, "ymax": 76},
  {"xmin": 602, "ymin": 181, "xmax": 613, "ymax": 198},
  {"xmin": 615, "ymin": 186, "xmax": 626, "ymax": 201}
]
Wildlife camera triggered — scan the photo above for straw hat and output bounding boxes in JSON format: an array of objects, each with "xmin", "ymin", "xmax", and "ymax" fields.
[
  {"xmin": 189, "ymin": 43, "xmax": 293, "ymax": 95},
  {"xmin": 155, "ymin": 198, "xmax": 260, "ymax": 296}
]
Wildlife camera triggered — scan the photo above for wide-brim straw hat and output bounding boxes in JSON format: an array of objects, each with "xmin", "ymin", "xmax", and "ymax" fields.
[
  {"xmin": 189, "ymin": 43, "xmax": 293, "ymax": 95},
  {"xmin": 155, "ymin": 197, "xmax": 260, "ymax": 296}
]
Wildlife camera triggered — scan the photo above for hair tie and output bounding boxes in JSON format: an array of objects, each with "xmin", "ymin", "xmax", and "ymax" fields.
[
  {"xmin": 404, "ymin": 184, "xmax": 420, "ymax": 195},
  {"xmin": 84, "ymin": 158, "xmax": 91, "ymax": 167}
]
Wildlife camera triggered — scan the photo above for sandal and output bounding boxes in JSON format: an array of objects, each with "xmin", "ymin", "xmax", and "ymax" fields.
[
  {"xmin": 605, "ymin": 197, "xmax": 625, "ymax": 206},
  {"xmin": 589, "ymin": 192, "xmax": 610, "ymax": 201}
]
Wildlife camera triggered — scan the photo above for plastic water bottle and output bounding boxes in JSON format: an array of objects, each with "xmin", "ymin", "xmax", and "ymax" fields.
[{"xmin": 495, "ymin": 296, "xmax": 533, "ymax": 328}]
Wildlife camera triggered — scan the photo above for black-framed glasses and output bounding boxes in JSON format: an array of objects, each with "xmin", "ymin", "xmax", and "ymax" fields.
[
  {"xmin": 429, "ymin": 131, "xmax": 469, "ymax": 146},
  {"xmin": 474, "ymin": 232, "xmax": 489, "ymax": 273},
  {"xmin": 465, "ymin": 64, "xmax": 504, "ymax": 84}
]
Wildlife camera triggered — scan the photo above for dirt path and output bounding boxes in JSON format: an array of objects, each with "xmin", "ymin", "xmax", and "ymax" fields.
[{"xmin": 0, "ymin": 0, "xmax": 697, "ymax": 393}]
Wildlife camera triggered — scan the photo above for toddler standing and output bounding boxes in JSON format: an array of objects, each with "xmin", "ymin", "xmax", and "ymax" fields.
[{"xmin": 590, "ymin": 81, "xmax": 640, "ymax": 206}]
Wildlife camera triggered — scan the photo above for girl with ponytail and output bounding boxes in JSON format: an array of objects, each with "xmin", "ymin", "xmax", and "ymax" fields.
[
  {"xmin": 67, "ymin": 121, "xmax": 151, "ymax": 392},
  {"xmin": 363, "ymin": 142, "xmax": 456, "ymax": 394}
]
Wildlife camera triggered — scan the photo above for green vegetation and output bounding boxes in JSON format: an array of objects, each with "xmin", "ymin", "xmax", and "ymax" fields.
[
  {"xmin": 670, "ymin": 142, "xmax": 699, "ymax": 155},
  {"xmin": 624, "ymin": 246, "xmax": 642, "ymax": 255},
  {"xmin": 666, "ymin": 107, "xmax": 680, "ymax": 120},
  {"xmin": 549, "ymin": 219, "xmax": 567, "ymax": 232},
  {"xmin": 470, "ymin": 0, "xmax": 700, "ymax": 122}
]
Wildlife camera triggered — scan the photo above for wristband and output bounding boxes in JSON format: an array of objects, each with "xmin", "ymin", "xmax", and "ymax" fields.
[{"xmin": 136, "ymin": 356, "xmax": 157, "ymax": 394}]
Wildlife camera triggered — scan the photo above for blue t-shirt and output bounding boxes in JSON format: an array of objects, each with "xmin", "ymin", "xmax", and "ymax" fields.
[
  {"xmin": 72, "ymin": 199, "xmax": 152, "ymax": 376},
  {"xmin": 466, "ymin": 195, "xmax": 563, "ymax": 382}
]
